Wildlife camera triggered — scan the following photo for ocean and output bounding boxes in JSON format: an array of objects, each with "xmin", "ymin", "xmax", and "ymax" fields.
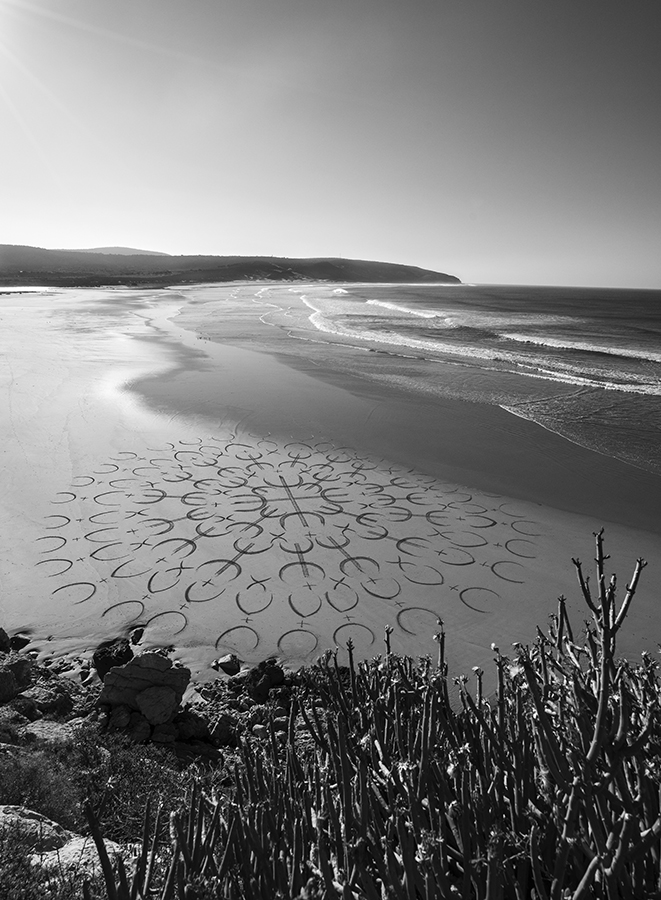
[{"xmin": 293, "ymin": 283, "xmax": 661, "ymax": 478}]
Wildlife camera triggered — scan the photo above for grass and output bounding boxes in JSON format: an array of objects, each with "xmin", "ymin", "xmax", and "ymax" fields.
[{"xmin": 3, "ymin": 531, "xmax": 661, "ymax": 898}]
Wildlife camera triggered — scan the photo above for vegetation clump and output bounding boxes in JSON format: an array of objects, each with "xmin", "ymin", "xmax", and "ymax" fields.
[{"xmin": 3, "ymin": 531, "xmax": 661, "ymax": 898}]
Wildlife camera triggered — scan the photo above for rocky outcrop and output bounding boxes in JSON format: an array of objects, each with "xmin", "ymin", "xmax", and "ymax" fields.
[
  {"xmin": 97, "ymin": 651, "xmax": 190, "ymax": 744},
  {"xmin": 0, "ymin": 805, "xmax": 128, "ymax": 876},
  {"xmin": 92, "ymin": 637, "xmax": 134, "ymax": 681}
]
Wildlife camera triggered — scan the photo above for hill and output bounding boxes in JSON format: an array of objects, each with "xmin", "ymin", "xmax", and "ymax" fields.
[
  {"xmin": 66, "ymin": 246, "xmax": 170, "ymax": 256},
  {"xmin": 0, "ymin": 244, "xmax": 460, "ymax": 287}
]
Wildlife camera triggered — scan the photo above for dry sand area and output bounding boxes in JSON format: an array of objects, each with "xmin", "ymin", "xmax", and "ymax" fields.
[{"xmin": 1, "ymin": 285, "xmax": 659, "ymax": 686}]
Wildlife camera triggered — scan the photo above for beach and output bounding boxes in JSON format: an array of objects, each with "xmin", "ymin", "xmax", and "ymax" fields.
[{"xmin": 1, "ymin": 284, "xmax": 659, "ymax": 686}]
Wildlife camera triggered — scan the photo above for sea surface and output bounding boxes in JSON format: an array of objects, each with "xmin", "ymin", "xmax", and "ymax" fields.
[{"xmin": 295, "ymin": 283, "xmax": 661, "ymax": 477}]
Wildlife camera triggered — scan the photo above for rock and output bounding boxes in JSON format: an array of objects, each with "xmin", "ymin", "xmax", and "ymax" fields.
[
  {"xmin": 10, "ymin": 694, "xmax": 40, "ymax": 721},
  {"xmin": 251, "ymin": 724, "xmax": 268, "ymax": 739},
  {"xmin": 3, "ymin": 653, "xmax": 34, "ymax": 689},
  {"xmin": 174, "ymin": 710, "xmax": 209, "ymax": 742},
  {"xmin": 0, "ymin": 668, "xmax": 19, "ymax": 704},
  {"xmin": 98, "ymin": 652, "xmax": 190, "ymax": 711},
  {"xmin": 152, "ymin": 722, "xmax": 178, "ymax": 743},
  {"xmin": 263, "ymin": 663, "xmax": 285, "ymax": 688},
  {"xmin": 9, "ymin": 634, "xmax": 30, "ymax": 652},
  {"xmin": 33, "ymin": 834, "xmax": 127, "ymax": 876},
  {"xmin": 20, "ymin": 684, "xmax": 73, "ymax": 717},
  {"xmin": 93, "ymin": 637, "xmax": 134, "ymax": 681},
  {"xmin": 127, "ymin": 712, "xmax": 151, "ymax": 744},
  {"xmin": 273, "ymin": 717, "xmax": 289, "ymax": 733},
  {"xmin": 18, "ymin": 720, "xmax": 81, "ymax": 747},
  {"xmin": 210, "ymin": 712, "xmax": 238, "ymax": 747},
  {"xmin": 136, "ymin": 685, "xmax": 177, "ymax": 725},
  {"xmin": 0, "ymin": 805, "xmax": 73, "ymax": 852},
  {"xmin": 212, "ymin": 653, "xmax": 242, "ymax": 676},
  {"xmin": 0, "ymin": 628, "xmax": 10, "ymax": 654},
  {"xmin": 109, "ymin": 704, "xmax": 132, "ymax": 730}
]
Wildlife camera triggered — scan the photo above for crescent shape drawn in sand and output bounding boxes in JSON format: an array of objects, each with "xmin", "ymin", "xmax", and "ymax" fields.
[
  {"xmin": 396, "ymin": 607, "xmax": 441, "ymax": 635},
  {"xmin": 45, "ymin": 515, "xmax": 71, "ymax": 529},
  {"xmin": 102, "ymin": 600, "xmax": 145, "ymax": 621},
  {"xmin": 436, "ymin": 547, "xmax": 475, "ymax": 566},
  {"xmin": 505, "ymin": 539, "xmax": 537, "ymax": 559},
  {"xmin": 325, "ymin": 585, "xmax": 360, "ymax": 612},
  {"xmin": 184, "ymin": 582, "xmax": 226, "ymax": 603},
  {"xmin": 459, "ymin": 587, "xmax": 500, "ymax": 613},
  {"xmin": 236, "ymin": 589, "xmax": 274, "ymax": 615},
  {"xmin": 361, "ymin": 577, "xmax": 401, "ymax": 600},
  {"xmin": 37, "ymin": 535, "xmax": 67, "ymax": 553},
  {"xmin": 52, "ymin": 582, "xmax": 97, "ymax": 604},
  {"xmin": 152, "ymin": 537, "xmax": 198, "ymax": 558},
  {"xmin": 71, "ymin": 476, "xmax": 95, "ymax": 488},
  {"xmin": 90, "ymin": 543, "xmax": 131, "ymax": 562},
  {"xmin": 333, "ymin": 622, "xmax": 375, "ymax": 648},
  {"xmin": 511, "ymin": 520, "xmax": 543, "ymax": 537},
  {"xmin": 278, "ymin": 630, "xmax": 319, "ymax": 656},
  {"xmin": 52, "ymin": 492, "xmax": 76, "ymax": 504},
  {"xmin": 145, "ymin": 611, "xmax": 188, "ymax": 636},
  {"xmin": 288, "ymin": 592, "xmax": 323, "ymax": 618},
  {"xmin": 216, "ymin": 625, "xmax": 260, "ymax": 652},
  {"xmin": 490, "ymin": 560, "xmax": 526, "ymax": 583},
  {"xmin": 111, "ymin": 559, "xmax": 153, "ymax": 579},
  {"xmin": 36, "ymin": 558, "xmax": 74, "ymax": 577}
]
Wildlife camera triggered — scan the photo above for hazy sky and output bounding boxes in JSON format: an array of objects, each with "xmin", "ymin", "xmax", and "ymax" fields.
[{"xmin": 1, "ymin": 0, "xmax": 660, "ymax": 287}]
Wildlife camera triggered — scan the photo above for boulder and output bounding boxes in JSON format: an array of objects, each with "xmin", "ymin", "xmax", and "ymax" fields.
[
  {"xmin": 98, "ymin": 652, "xmax": 189, "ymax": 712},
  {"xmin": 210, "ymin": 712, "xmax": 239, "ymax": 747},
  {"xmin": 212, "ymin": 653, "xmax": 242, "ymax": 676},
  {"xmin": 127, "ymin": 712, "xmax": 151, "ymax": 744},
  {"xmin": 108, "ymin": 704, "xmax": 132, "ymax": 730},
  {"xmin": 93, "ymin": 637, "xmax": 134, "ymax": 681},
  {"xmin": 0, "ymin": 668, "xmax": 19, "ymax": 704},
  {"xmin": 0, "ymin": 627, "xmax": 10, "ymax": 654},
  {"xmin": 152, "ymin": 722, "xmax": 178, "ymax": 744},
  {"xmin": 9, "ymin": 634, "xmax": 31, "ymax": 652},
  {"xmin": 18, "ymin": 720, "xmax": 81, "ymax": 747},
  {"xmin": 33, "ymin": 834, "xmax": 127, "ymax": 876},
  {"xmin": 0, "ymin": 805, "xmax": 73, "ymax": 852},
  {"xmin": 19, "ymin": 684, "xmax": 73, "ymax": 717},
  {"xmin": 174, "ymin": 709, "xmax": 209, "ymax": 742},
  {"xmin": 136, "ymin": 685, "xmax": 177, "ymax": 725}
]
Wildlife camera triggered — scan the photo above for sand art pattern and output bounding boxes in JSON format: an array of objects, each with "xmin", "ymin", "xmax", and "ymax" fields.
[{"xmin": 36, "ymin": 434, "xmax": 543, "ymax": 666}]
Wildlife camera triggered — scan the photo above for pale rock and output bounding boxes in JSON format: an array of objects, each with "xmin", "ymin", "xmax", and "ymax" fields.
[
  {"xmin": 98, "ymin": 652, "xmax": 189, "ymax": 712},
  {"xmin": 0, "ymin": 805, "xmax": 73, "ymax": 852},
  {"xmin": 18, "ymin": 720, "xmax": 81, "ymax": 747},
  {"xmin": 33, "ymin": 834, "xmax": 128, "ymax": 876}
]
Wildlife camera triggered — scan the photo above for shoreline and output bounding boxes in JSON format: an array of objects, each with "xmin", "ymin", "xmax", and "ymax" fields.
[{"xmin": 1, "ymin": 285, "xmax": 659, "ymax": 683}]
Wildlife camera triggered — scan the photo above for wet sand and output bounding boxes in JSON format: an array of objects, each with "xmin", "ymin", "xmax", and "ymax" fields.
[{"xmin": 1, "ymin": 284, "xmax": 659, "ymax": 686}]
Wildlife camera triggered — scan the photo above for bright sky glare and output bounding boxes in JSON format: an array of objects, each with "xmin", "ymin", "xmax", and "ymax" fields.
[{"xmin": 1, "ymin": 0, "xmax": 660, "ymax": 287}]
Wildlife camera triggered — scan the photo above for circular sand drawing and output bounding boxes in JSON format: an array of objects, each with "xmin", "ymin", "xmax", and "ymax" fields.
[{"xmin": 37, "ymin": 432, "xmax": 541, "ymax": 664}]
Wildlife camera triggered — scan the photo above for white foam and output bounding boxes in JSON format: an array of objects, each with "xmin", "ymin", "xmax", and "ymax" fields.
[{"xmin": 501, "ymin": 332, "xmax": 661, "ymax": 365}]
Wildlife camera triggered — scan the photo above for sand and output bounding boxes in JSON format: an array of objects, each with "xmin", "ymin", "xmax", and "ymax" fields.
[{"xmin": 1, "ymin": 284, "xmax": 659, "ymax": 688}]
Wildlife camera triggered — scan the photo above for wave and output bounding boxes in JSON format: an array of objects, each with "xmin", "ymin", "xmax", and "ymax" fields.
[
  {"xmin": 366, "ymin": 299, "xmax": 445, "ymax": 320},
  {"xmin": 301, "ymin": 298, "xmax": 661, "ymax": 397},
  {"xmin": 500, "ymin": 332, "xmax": 661, "ymax": 365}
]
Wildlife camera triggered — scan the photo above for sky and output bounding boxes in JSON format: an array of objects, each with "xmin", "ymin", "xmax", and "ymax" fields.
[{"xmin": 1, "ymin": 0, "xmax": 660, "ymax": 288}]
